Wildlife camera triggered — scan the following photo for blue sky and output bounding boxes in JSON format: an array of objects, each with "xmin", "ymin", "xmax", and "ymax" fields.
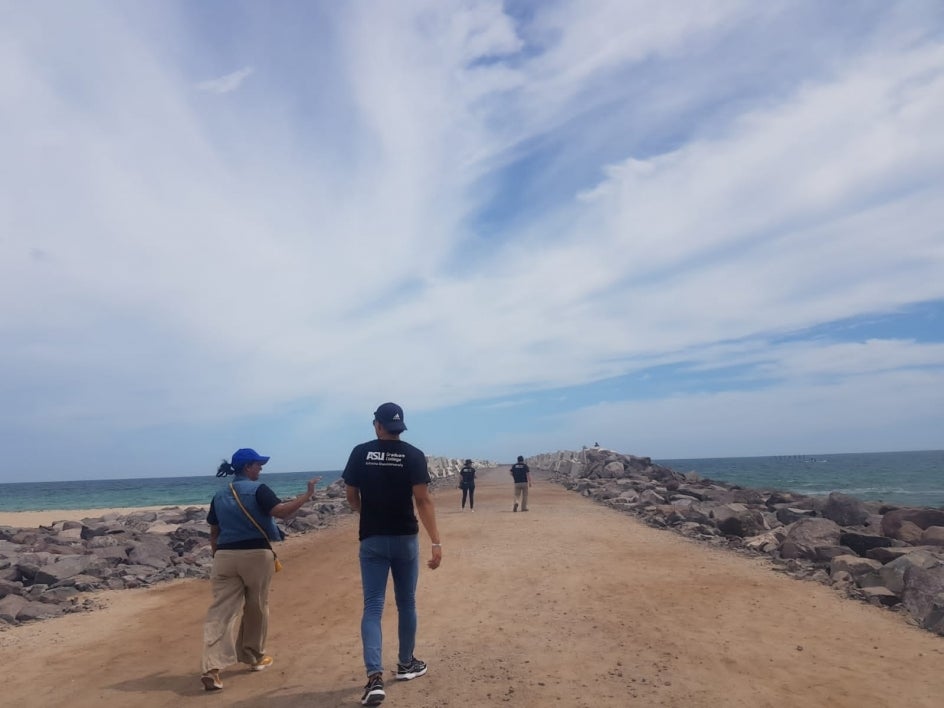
[{"xmin": 2, "ymin": 1, "xmax": 943, "ymax": 481}]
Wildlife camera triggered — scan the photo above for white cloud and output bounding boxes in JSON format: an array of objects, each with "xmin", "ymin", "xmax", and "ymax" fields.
[
  {"xmin": 195, "ymin": 67, "xmax": 254, "ymax": 94},
  {"xmin": 0, "ymin": 0, "xmax": 942, "ymax": 478}
]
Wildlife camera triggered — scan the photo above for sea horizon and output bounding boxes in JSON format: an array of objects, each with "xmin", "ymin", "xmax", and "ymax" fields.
[{"xmin": 0, "ymin": 448, "xmax": 941, "ymax": 512}]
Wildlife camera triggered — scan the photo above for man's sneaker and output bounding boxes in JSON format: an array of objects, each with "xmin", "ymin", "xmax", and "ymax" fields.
[
  {"xmin": 201, "ymin": 670, "xmax": 222, "ymax": 691},
  {"xmin": 395, "ymin": 656, "xmax": 428, "ymax": 680},
  {"xmin": 251, "ymin": 655, "xmax": 274, "ymax": 671},
  {"xmin": 361, "ymin": 673, "xmax": 385, "ymax": 705},
  {"xmin": 513, "ymin": 503, "xmax": 518, "ymax": 512}
]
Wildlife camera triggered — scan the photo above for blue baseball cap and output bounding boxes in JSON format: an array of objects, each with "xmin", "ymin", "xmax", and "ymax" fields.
[
  {"xmin": 374, "ymin": 402, "xmax": 407, "ymax": 433},
  {"xmin": 231, "ymin": 448, "xmax": 270, "ymax": 467}
]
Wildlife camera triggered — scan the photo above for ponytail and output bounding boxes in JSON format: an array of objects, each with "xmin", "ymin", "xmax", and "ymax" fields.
[{"xmin": 216, "ymin": 460, "xmax": 236, "ymax": 478}]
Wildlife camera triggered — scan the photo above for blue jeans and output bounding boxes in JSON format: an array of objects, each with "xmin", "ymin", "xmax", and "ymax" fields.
[{"xmin": 358, "ymin": 534, "xmax": 419, "ymax": 675}]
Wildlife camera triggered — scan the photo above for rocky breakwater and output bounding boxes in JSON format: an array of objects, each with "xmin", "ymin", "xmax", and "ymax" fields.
[
  {"xmin": 0, "ymin": 480, "xmax": 352, "ymax": 627},
  {"xmin": 531, "ymin": 447, "xmax": 944, "ymax": 636},
  {"xmin": 0, "ymin": 456, "xmax": 483, "ymax": 627},
  {"xmin": 427, "ymin": 457, "xmax": 496, "ymax": 489}
]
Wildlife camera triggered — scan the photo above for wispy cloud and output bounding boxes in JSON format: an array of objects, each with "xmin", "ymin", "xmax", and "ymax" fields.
[
  {"xmin": 195, "ymin": 67, "xmax": 254, "ymax": 94},
  {"xmin": 0, "ymin": 0, "xmax": 942, "ymax": 479}
]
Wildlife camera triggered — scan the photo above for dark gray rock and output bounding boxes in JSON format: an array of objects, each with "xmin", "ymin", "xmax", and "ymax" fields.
[
  {"xmin": 840, "ymin": 531, "xmax": 894, "ymax": 557},
  {"xmin": 823, "ymin": 492, "xmax": 870, "ymax": 526}
]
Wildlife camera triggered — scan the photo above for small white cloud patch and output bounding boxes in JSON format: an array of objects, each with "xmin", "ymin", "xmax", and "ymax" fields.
[{"xmin": 196, "ymin": 67, "xmax": 254, "ymax": 94}]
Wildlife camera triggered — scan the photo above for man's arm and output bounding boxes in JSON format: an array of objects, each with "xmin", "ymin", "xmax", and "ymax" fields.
[
  {"xmin": 345, "ymin": 484, "xmax": 361, "ymax": 513},
  {"xmin": 413, "ymin": 483, "xmax": 442, "ymax": 570}
]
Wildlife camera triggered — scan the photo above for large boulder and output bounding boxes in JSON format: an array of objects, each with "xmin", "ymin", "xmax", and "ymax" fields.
[
  {"xmin": 921, "ymin": 527, "xmax": 944, "ymax": 547},
  {"xmin": 878, "ymin": 550, "xmax": 941, "ymax": 594},
  {"xmin": 712, "ymin": 504, "xmax": 768, "ymax": 538},
  {"xmin": 830, "ymin": 554, "xmax": 883, "ymax": 582},
  {"xmin": 901, "ymin": 561, "xmax": 944, "ymax": 634},
  {"xmin": 839, "ymin": 531, "xmax": 894, "ymax": 557},
  {"xmin": 780, "ymin": 518, "xmax": 842, "ymax": 560},
  {"xmin": 823, "ymin": 492, "xmax": 869, "ymax": 527},
  {"xmin": 32, "ymin": 555, "xmax": 102, "ymax": 586},
  {"xmin": 882, "ymin": 509, "xmax": 944, "ymax": 540}
]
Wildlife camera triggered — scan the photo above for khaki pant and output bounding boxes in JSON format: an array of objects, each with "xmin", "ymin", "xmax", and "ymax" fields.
[
  {"xmin": 514, "ymin": 482, "xmax": 529, "ymax": 511},
  {"xmin": 202, "ymin": 549, "xmax": 274, "ymax": 673}
]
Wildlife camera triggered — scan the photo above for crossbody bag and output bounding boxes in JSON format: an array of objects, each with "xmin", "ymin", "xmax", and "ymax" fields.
[{"xmin": 229, "ymin": 484, "xmax": 283, "ymax": 572}]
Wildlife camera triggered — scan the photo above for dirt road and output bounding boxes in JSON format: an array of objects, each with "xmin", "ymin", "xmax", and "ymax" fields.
[{"xmin": 2, "ymin": 465, "xmax": 943, "ymax": 707}]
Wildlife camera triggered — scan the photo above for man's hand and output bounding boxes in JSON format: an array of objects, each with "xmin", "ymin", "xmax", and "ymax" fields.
[{"xmin": 428, "ymin": 545, "xmax": 442, "ymax": 570}]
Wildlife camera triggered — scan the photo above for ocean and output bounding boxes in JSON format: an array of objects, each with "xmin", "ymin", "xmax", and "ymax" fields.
[
  {"xmin": 0, "ymin": 470, "xmax": 343, "ymax": 513},
  {"xmin": 1, "ymin": 450, "xmax": 942, "ymax": 512},
  {"xmin": 657, "ymin": 449, "xmax": 944, "ymax": 508}
]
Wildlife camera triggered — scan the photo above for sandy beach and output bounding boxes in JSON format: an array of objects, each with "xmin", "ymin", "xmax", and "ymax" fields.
[
  {"xmin": 2, "ymin": 466, "xmax": 944, "ymax": 707},
  {"xmin": 0, "ymin": 506, "xmax": 208, "ymax": 529}
]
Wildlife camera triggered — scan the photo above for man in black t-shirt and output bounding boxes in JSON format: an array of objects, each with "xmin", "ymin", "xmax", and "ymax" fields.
[
  {"xmin": 343, "ymin": 402, "xmax": 442, "ymax": 707},
  {"xmin": 510, "ymin": 455, "xmax": 531, "ymax": 512},
  {"xmin": 458, "ymin": 459, "xmax": 476, "ymax": 511}
]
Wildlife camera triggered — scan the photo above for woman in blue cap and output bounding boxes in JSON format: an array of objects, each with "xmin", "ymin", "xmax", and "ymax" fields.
[{"xmin": 200, "ymin": 448, "xmax": 319, "ymax": 691}]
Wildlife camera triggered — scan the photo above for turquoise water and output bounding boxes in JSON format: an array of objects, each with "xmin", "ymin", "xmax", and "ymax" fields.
[
  {"xmin": 657, "ymin": 450, "xmax": 944, "ymax": 508},
  {"xmin": 0, "ymin": 470, "xmax": 342, "ymax": 512}
]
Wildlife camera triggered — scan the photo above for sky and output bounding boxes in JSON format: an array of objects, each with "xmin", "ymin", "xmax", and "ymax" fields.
[{"xmin": 2, "ymin": 0, "xmax": 943, "ymax": 482}]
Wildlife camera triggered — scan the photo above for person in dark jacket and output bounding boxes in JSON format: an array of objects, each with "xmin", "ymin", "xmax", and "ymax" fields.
[
  {"xmin": 200, "ymin": 448, "xmax": 319, "ymax": 692},
  {"xmin": 458, "ymin": 459, "xmax": 476, "ymax": 511},
  {"xmin": 510, "ymin": 455, "xmax": 531, "ymax": 512}
]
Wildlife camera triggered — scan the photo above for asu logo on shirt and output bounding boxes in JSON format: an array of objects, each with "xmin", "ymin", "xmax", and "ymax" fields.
[{"xmin": 365, "ymin": 451, "xmax": 407, "ymax": 467}]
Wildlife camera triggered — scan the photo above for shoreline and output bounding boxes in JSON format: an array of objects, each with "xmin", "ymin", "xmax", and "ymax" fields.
[{"xmin": 0, "ymin": 505, "xmax": 208, "ymax": 529}]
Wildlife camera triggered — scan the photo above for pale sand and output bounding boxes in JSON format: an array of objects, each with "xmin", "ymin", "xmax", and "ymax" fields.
[
  {"xmin": 0, "ymin": 505, "xmax": 207, "ymax": 528},
  {"xmin": 2, "ymin": 467, "xmax": 944, "ymax": 707}
]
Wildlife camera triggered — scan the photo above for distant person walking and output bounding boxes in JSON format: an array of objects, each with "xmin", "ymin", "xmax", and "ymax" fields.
[
  {"xmin": 510, "ymin": 455, "xmax": 531, "ymax": 512},
  {"xmin": 200, "ymin": 448, "xmax": 319, "ymax": 692},
  {"xmin": 343, "ymin": 402, "xmax": 442, "ymax": 706},
  {"xmin": 458, "ymin": 459, "xmax": 476, "ymax": 511}
]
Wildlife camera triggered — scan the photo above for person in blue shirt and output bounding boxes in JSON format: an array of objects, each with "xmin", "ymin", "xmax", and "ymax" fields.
[{"xmin": 200, "ymin": 448, "xmax": 319, "ymax": 692}]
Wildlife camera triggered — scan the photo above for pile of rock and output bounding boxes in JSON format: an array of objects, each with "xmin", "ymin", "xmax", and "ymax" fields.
[
  {"xmin": 0, "ymin": 479, "xmax": 351, "ymax": 627},
  {"xmin": 531, "ymin": 447, "xmax": 944, "ymax": 636},
  {"xmin": 0, "ymin": 455, "xmax": 483, "ymax": 627}
]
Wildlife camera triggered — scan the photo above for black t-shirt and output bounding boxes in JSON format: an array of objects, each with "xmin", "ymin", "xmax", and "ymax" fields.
[
  {"xmin": 511, "ymin": 462, "xmax": 530, "ymax": 483},
  {"xmin": 342, "ymin": 438, "xmax": 430, "ymax": 540},
  {"xmin": 459, "ymin": 466, "xmax": 476, "ymax": 487}
]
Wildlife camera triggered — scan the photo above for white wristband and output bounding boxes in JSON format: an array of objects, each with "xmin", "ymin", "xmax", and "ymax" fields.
[{"xmin": 431, "ymin": 543, "xmax": 442, "ymax": 547}]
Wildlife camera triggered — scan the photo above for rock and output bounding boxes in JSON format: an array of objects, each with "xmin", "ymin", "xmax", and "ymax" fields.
[
  {"xmin": 879, "ymin": 550, "xmax": 941, "ymax": 594},
  {"xmin": 866, "ymin": 546, "xmax": 917, "ymax": 563},
  {"xmin": 823, "ymin": 492, "xmax": 870, "ymax": 527},
  {"xmin": 0, "ymin": 594, "xmax": 28, "ymax": 622},
  {"xmin": 780, "ymin": 518, "xmax": 842, "ymax": 560},
  {"xmin": 882, "ymin": 509, "xmax": 944, "ymax": 540},
  {"xmin": 776, "ymin": 507, "xmax": 816, "ymax": 524},
  {"xmin": 861, "ymin": 586, "xmax": 901, "ymax": 607},
  {"xmin": 712, "ymin": 504, "xmax": 767, "ymax": 538},
  {"xmin": 15, "ymin": 600, "xmax": 66, "ymax": 621},
  {"xmin": 897, "ymin": 521, "xmax": 925, "ymax": 545},
  {"xmin": 901, "ymin": 563, "xmax": 944, "ymax": 633},
  {"xmin": 920, "ymin": 526, "xmax": 944, "ymax": 546},
  {"xmin": 830, "ymin": 555, "xmax": 883, "ymax": 581},
  {"xmin": 33, "ymin": 555, "xmax": 101, "ymax": 586},
  {"xmin": 839, "ymin": 531, "xmax": 894, "ymax": 557}
]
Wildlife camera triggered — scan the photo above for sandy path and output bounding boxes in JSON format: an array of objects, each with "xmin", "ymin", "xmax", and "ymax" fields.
[{"xmin": 2, "ymin": 466, "xmax": 943, "ymax": 707}]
